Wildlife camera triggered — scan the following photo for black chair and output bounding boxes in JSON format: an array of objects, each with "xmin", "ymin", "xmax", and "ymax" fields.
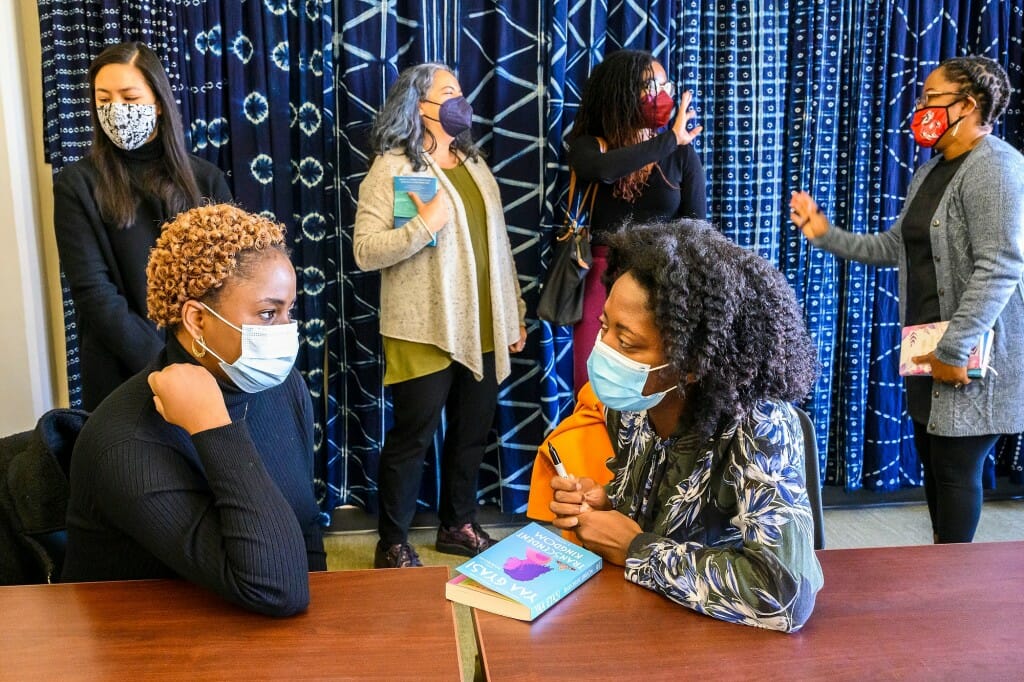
[
  {"xmin": 0, "ymin": 409, "xmax": 88, "ymax": 584},
  {"xmin": 794, "ymin": 407, "xmax": 825, "ymax": 550}
]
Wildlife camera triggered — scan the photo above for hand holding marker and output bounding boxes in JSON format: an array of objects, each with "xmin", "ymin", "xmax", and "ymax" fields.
[{"xmin": 549, "ymin": 444, "xmax": 595, "ymax": 516}]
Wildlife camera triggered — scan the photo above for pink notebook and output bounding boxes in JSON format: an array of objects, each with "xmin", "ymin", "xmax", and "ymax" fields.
[{"xmin": 899, "ymin": 321, "xmax": 994, "ymax": 379}]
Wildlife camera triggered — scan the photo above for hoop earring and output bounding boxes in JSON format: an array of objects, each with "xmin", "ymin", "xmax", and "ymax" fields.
[
  {"xmin": 191, "ymin": 336, "xmax": 207, "ymax": 358},
  {"xmin": 952, "ymin": 119, "xmax": 962, "ymax": 137}
]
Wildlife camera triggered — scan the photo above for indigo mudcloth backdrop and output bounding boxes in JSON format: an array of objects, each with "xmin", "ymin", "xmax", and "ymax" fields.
[
  {"xmin": 39, "ymin": 0, "xmax": 1023, "ymax": 517},
  {"xmin": 39, "ymin": 0, "xmax": 338, "ymax": 513}
]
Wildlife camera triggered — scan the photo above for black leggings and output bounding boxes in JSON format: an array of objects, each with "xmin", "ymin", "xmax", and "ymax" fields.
[{"xmin": 911, "ymin": 422, "xmax": 1000, "ymax": 543}]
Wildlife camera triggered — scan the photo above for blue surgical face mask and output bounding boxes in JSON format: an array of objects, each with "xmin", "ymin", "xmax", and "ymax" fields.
[
  {"xmin": 196, "ymin": 303, "xmax": 299, "ymax": 393},
  {"xmin": 586, "ymin": 336, "xmax": 677, "ymax": 412}
]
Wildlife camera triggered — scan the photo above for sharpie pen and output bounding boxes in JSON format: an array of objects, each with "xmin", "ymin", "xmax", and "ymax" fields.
[{"xmin": 548, "ymin": 444, "xmax": 569, "ymax": 478}]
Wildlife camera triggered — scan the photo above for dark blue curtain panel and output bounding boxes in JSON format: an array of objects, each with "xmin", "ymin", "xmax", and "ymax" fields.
[{"xmin": 39, "ymin": 0, "xmax": 1023, "ymax": 517}]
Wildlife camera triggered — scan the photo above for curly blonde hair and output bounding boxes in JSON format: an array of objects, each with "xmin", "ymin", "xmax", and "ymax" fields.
[{"xmin": 146, "ymin": 204, "xmax": 288, "ymax": 328}]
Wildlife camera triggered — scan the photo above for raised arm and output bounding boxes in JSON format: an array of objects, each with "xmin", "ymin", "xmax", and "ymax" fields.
[
  {"xmin": 790, "ymin": 190, "xmax": 902, "ymax": 267},
  {"xmin": 567, "ymin": 132, "xmax": 678, "ymax": 184},
  {"xmin": 96, "ymin": 364, "xmax": 311, "ymax": 616}
]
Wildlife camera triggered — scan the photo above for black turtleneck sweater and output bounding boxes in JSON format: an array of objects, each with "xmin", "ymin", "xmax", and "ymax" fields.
[
  {"xmin": 53, "ymin": 139, "xmax": 232, "ymax": 410},
  {"xmin": 62, "ymin": 336, "xmax": 326, "ymax": 617}
]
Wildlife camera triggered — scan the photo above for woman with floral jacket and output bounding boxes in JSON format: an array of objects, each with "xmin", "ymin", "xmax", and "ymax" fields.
[{"xmin": 549, "ymin": 221, "xmax": 823, "ymax": 632}]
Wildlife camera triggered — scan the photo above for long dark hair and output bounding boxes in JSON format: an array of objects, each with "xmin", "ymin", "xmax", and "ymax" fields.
[
  {"xmin": 570, "ymin": 49, "xmax": 657, "ymax": 201},
  {"xmin": 369, "ymin": 63, "xmax": 482, "ymax": 171},
  {"xmin": 88, "ymin": 42, "xmax": 201, "ymax": 229}
]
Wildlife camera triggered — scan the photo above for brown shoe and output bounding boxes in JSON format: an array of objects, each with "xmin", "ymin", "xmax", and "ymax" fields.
[
  {"xmin": 374, "ymin": 540, "xmax": 423, "ymax": 568},
  {"xmin": 435, "ymin": 522, "xmax": 496, "ymax": 557}
]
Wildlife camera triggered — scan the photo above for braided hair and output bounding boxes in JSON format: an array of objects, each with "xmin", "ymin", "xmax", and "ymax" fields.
[
  {"xmin": 570, "ymin": 50, "xmax": 657, "ymax": 202},
  {"xmin": 940, "ymin": 56, "xmax": 1012, "ymax": 128}
]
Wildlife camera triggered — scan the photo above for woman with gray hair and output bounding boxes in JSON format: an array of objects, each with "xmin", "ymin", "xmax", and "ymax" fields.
[{"xmin": 354, "ymin": 63, "xmax": 527, "ymax": 568}]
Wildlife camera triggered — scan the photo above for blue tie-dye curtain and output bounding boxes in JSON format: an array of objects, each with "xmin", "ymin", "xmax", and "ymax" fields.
[
  {"xmin": 40, "ymin": 0, "xmax": 1022, "ymax": 516},
  {"xmin": 763, "ymin": 0, "xmax": 1024, "ymax": 490},
  {"xmin": 333, "ymin": 1, "xmax": 551, "ymax": 514},
  {"xmin": 332, "ymin": 1, "xmax": 685, "ymax": 517},
  {"xmin": 333, "ymin": 0, "xmax": 1022, "ymax": 509},
  {"xmin": 39, "ymin": 0, "xmax": 338, "ymax": 509}
]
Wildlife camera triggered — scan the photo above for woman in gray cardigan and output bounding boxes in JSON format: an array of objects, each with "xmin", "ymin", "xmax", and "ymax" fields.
[
  {"xmin": 354, "ymin": 64, "xmax": 527, "ymax": 568},
  {"xmin": 790, "ymin": 56, "xmax": 1024, "ymax": 543}
]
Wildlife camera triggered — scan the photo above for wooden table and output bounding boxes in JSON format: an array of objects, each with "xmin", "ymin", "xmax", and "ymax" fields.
[
  {"xmin": 0, "ymin": 566, "xmax": 462, "ymax": 680},
  {"xmin": 474, "ymin": 541, "xmax": 1024, "ymax": 680}
]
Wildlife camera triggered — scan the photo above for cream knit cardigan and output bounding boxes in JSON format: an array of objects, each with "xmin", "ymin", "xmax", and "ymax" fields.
[{"xmin": 353, "ymin": 149, "xmax": 526, "ymax": 383}]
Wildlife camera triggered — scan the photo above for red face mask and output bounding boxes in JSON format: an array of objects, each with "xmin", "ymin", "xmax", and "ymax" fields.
[
  {"xmin": 641, "ymin": 91, "xmax": 674, "ymax": 129},
  {"xmin": 910, "ymin": 101, "xmax": 964, "ymax": 148}
]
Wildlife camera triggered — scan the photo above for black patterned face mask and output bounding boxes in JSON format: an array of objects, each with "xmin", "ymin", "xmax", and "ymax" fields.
[{"xmin": 96, "ymin": 102, "xmax": 158, "ymax": 150}]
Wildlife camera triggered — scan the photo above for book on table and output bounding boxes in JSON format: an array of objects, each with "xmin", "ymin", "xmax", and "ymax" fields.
[
  {"xmin": 445, "ymin": 522, "xmax": 602, "ymax": 621},
  {"xmin": 394, "ymin": 175, "xmax": 438, "ymax": 246},
  {"xmin": 899, "ymin": 320, "xmax": 995, "ymax": 379}
]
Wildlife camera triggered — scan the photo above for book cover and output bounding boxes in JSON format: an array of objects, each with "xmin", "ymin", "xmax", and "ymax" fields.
[
  {"xmin": 394, "ymin": 175, "xmax": 438, "ymax": 247},
  {"xmin": 899, "ymin": 321, "xmax": 994, "ymax": 379},
  {"xmin": 445, "ymin": 522, "xmax": 602, "ymax": 621}
]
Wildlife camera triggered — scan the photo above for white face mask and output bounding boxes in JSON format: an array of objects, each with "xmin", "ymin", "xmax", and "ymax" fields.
[
  {"xmin": 96, "ymin": 102, "xmax": 158, "ymax": 150},
  {"xmin": 197, "ymin": 303, "xmax": 299, "ymax": 393}
]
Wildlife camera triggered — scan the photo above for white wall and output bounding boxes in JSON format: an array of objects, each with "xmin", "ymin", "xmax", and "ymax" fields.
[{"xmin": 0, "ymin": 0, "xmax": 65, "ymax": 435}]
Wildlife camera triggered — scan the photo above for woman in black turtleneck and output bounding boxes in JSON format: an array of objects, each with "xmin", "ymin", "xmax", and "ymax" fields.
[
  {"xmin": 63, "ymin": 204, "xmax": 326, "ymax": 617},
  {"xmin": 53, "ymin": 42, "xmax": 231, "ymax": 410}
]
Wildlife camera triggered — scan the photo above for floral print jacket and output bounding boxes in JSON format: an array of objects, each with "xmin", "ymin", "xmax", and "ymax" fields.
[{"xmin": 605, "ymin": 400, "xmax": 823, "ymax": 633}]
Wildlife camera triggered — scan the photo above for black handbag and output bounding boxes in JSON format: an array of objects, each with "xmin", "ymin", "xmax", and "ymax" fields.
[{"xmin": 537, "ymin": 171, "xmax": 598, "ymax": 326}]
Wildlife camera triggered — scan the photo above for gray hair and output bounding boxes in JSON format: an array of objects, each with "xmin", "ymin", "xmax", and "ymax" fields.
[{"xmin": 369, "ymin": 62, "xmax": 482, "ymax": 170}]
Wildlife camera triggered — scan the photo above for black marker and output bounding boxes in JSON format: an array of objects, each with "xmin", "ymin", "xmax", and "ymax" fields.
[{"xmin": 548, "ymin": 444, "xmax": 569, "ymax": 478}]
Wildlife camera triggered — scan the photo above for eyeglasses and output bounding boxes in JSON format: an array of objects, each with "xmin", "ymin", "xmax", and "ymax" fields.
[
  {"xmin": 914, "ymin": 90, "xmax": 966, "ymax": 109},
  {"xmin": 645, "ymin": 79, "xmax": 675, "ymax": 97}
]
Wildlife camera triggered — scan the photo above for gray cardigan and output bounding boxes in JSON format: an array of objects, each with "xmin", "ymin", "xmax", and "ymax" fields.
[
  {"xmin": 353, "ymin": 149, "xmax": 526, "ymax": 383},
  {"xmin": 812, "ymin": 135, "xmax": 1024, "ymax": 437}
]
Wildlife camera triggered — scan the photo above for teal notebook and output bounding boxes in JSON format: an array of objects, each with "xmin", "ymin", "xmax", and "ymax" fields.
[
  {"xmin": 394, "ymin": 175, "xmax": 438, "ymax": 246},
  {"xmin": 445, "ymin": 522, "xmax": 602, "ymax": 621}
]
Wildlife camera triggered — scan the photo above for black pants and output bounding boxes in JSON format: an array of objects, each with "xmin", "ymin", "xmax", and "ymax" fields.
[
  {"xmin": 911, "ymin": 422, "xmax": 1000, "ymax": 543},
  {"xmin": 377, "ymin": 353, "xmax": 497, "ymax": 545}
]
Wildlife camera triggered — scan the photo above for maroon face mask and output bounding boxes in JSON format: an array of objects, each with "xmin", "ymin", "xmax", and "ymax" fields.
[{"xmin": 641, "ymin": 91, "xmax": 674, "ymax": 129}]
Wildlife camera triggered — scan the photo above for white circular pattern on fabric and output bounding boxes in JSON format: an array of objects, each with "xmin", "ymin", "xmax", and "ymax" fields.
[
  {"xmin": 272, "ymin": 41, "xmax": 290, "ymax": 71},
  {"xmin": 297, "ymin": 157, "xmax": 323, "ymax": 187},
  {"xmin": 207, "ymin": 117, "xmax": 229, "ymax": 147},
  {"xmin": 263, "ymin": 0, "xmax": 288, "ymax": 16},
  {"xmin": 250, "ymin": 154, "xmax": 274, "ymax": 184},
  {"xmin": 296, "ymin": 102, "xmax": 321, "ymax": 135},
  {"xmin": 244, "ymin": 92, "xmax": 269, "ymax": 125},
  {"xmin": 231, "ymin": 33, "xmax": 254, "ymax": 64}
]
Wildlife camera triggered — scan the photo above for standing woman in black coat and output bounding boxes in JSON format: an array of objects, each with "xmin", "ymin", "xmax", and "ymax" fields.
[{"xmin": 53, "ymin": 42, "xmax": 232, "ymax": 410}]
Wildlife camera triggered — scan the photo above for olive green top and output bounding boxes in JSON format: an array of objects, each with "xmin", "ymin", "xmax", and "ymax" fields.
[{"xmin": 382, "ymin": 162, "xmax": 493, "ymax": 385}]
